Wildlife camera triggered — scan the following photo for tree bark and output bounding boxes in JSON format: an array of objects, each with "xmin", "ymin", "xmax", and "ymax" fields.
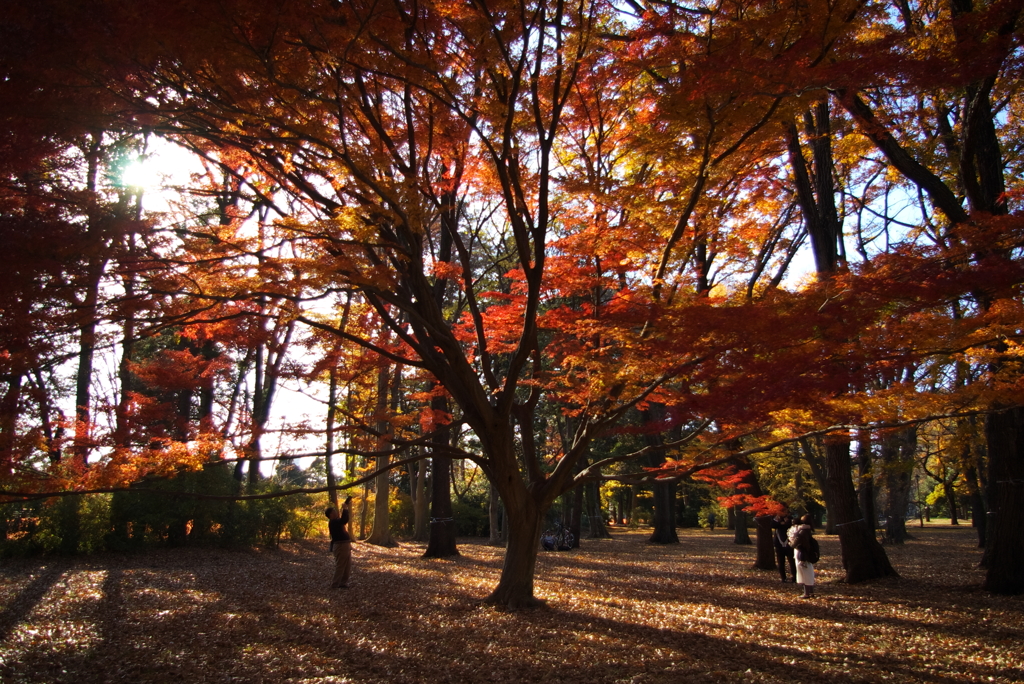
[
  {"xmin": 982, "ymin": 406, "xmax": 1024, "ymax": 594},
  {"xmin": 733, "ymin": 506, "xmax": 752, "ymax": 545},
  {"xmin": 857, "ymin": 429, "xmax": 876, "ymax": 532},
  {"xmin": 800, "ymin": 437, "xmax": 837, "ymax": 535},
  {"xmin": 824, "ymin": 439, "xmax": 899, "ymax": 582},
  {"xmin": 644, "ymin": 405, "xmax": 678, "ymax": 544},
  {"xmin": 881, "ymin": 428, "xmax": 914, "ymax": 544},
  {"xmin": 424, "ymin": 397, "xmax": 458, "ymax": 558},
  {"xmin": 754, "ymin": 515, "xmax": 775, "ymax": 570},
  {"xmin": 488, "ymin": 481, "xmax": 502, "ymax": 545},
  {"xmin": 483, "ymin": 494, "xmax": 545, "ymax": 609},
  {"xmin": 325, "ymin": 371, "xmax": 340, "ymax": 510},
  {"xmin": 569, "ymin": 485, "xmax": 583, "ymax": 549},
  {"xmin": 366, "ymin": 364, "xmax": 397, "ymax": 547},
  {"xmin": 412, "ymin": 454, "xmax": 430, "ymax": 542},
  {"xmin": 585, "ymin": 481, "xmax": 610, "ymax": 539},
  {"xmin": 649, "ymin": 480, "xmax": 679, "ymax": 544},
  {"xmin": 966, "ymin": 463, "xmax": 987, "ymax": 548}
]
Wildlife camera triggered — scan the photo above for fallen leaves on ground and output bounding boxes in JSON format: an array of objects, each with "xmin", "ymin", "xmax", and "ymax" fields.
[{"xmin": 0, "ymin": 525, "xmax": 1021, "ymax": 683}]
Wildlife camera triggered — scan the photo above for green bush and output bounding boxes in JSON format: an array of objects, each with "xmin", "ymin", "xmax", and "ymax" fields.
[{"xmin": 452, "ymin": 497, "xmax": 489, "ymax": 537}]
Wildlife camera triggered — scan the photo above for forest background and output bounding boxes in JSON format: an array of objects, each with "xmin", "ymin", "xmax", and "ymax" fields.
[{"xmin": 0, "ymin": 0, "xmax": 1023, "ymax": 609}]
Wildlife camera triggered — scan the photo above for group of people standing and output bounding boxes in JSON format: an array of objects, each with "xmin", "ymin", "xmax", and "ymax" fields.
[
  {"xmin": 323, "ymin": 499, "xmax": 819, "ymax": 597},
  {"xmin": 772, "ymin": 512, "xmax": 818, "ymax": 599}
]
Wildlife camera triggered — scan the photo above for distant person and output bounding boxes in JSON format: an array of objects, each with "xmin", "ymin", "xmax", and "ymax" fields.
[
  {"xmin": 788, "ymin": 514, "xmax": 817, "ymax": 598},
  {"xmin": 707, "ymin": 511, "xmax": 716, "ymax": 531},
  {"xmin": 772, "ymin": 512, "xmax": 797, "ymax": 583},
  {"xmin": 326, "ymin": 496, "xmax": 353, "ymax": 589}
]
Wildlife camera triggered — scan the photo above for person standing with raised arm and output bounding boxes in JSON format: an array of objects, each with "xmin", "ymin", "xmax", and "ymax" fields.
[{"xmin": 326, "ymin": 496, "xmax": 353, "ymax": 589}]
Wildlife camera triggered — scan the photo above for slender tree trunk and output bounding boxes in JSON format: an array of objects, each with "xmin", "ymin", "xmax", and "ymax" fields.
[
  {"xmin": 881, "ymin": 429, "xmax": 913, "ymax": 544},
  {"xmin": 325, "ymin": 371, "xmax": 339, "ymax": 510},
  {"xmin": 359, "ymin": 481, "xmax": 370, "ymax": 540},
  {"xmin": 424, "ymin": 396, "xmax": 458, "ymax": 557},
  {"xmin": 488, "ymin": 481, "xmax": 502, "ymax": 545},
  {"xmin": 946, "ymin": 481, "xmax": 960, "ymax": 525},
  {"xmin": 800, "ymin": 437, "xmax": 838, "ymax": 535},
  {"xmin": 857, "ymin": 429, "xmax": 876, "ymax": 531},
  {"xmin": 412, "ymin": 454, "xmax": 430, "ymax": 542},
  {"xmin": 733, "ymin": 506, "xmax": 752, "ymax": 545},
  {"xmin": 966, "ymin": 464, "xmax": 987, "ymax": 548},
  {"xmin": 367, "ymin": 364, "xmax": 397, "ymax": 547},
  {"xmin": 569, "ymin": 484, "xmax": 583, "ymax": 549}
]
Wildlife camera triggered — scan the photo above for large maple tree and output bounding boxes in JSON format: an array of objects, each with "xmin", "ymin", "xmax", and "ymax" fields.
[{"xmin": 2, "ymin": 0, "xmax": 1023, "ymax": 605}]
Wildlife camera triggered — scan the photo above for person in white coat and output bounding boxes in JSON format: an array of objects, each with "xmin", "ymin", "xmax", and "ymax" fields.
[{"xmin": 788, "ymin": 514, "xmax": 816, "ymax": 598}]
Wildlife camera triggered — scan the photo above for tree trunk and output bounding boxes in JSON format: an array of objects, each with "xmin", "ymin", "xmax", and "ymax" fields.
[
  {"xmin": 644, "ymin": 405, "xmax": 678, "ymax": 543},
  {"xmin": 733, "ymin": 506, "xmax": 751, "ymax": 545},
  {"xmin": 325, "ymin": 371, "xmax": 340, "ymax": 510},
  {"xmin": 800, "ymin": 437, "xmax": 838, "ymax": 535},
  {"xmin": 366, "ymin": 454, "xmax": 397, "ymax": 546},
  {"xmin": 857, "ymin": 429, "xmax": 876, "ymax": 531},
  {"xmin": 754, "ymin": 515, "xmax": 775, "ymax": 569},
  {"xmin": 946, "ymin": 482, "xmax": 960, "ymax": 525},
  {"xmin": 649, "ymin": 479, "xmax": 679, "ymax": 544},
  {"xmin": 569, "ymin": 484, "xmax": 583, "ymax": 549},
  {"xmin": 824, "ymin": 439, "xmax": 898, "ymax": 582},
  {"xmin": 881, "ymin": 429, "xmax": 913, "ymax": 544},
  {"xmin": 412, "ymin": 454, "xmax": 430, "ymax": 542},
  {"xmin": 488, "ymin": 481, "xmax": 502, "ymax": 545},
  {"xmin": 585, "ymin": 481, "xmax": 610, "ymax": 539},
  {"xmin": 358, "ymin": 481, "xmax": 370, "ymax": 540},
  {"xmin": 424, "ymin": 397, "xmax": 458, "ymax": 558},
  {"xmin": 966, "ymin": 464, "xmax": 987, "ymax": 548},
  {"xmin": 982, "ymin": 406, "xmax": 1024, "ymax": 594},
  {"xmin": 367, "ymin": 365, "xmax": 398, "ymax": 548},
  {"xmin": 483, "ymin": 498, "xmax": 545, "ymax": 610}
]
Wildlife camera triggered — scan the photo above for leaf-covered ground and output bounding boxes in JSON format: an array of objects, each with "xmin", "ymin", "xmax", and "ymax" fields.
[{"xmin": 1, "ymin": 524, "xmax": 1021, "ymax": 683}]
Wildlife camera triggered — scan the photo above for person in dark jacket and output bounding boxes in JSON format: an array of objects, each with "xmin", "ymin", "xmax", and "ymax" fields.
[
  {"xmin": 326, "ymin": 496, "xmax": 353, "ymax": 589},
  {"xmin": 788, "ymin": 514, "xmax": 816, "ymax": 598},
  {"xmin": 771, "ymin": 513, "xmax": 797, "ymax": 583}
]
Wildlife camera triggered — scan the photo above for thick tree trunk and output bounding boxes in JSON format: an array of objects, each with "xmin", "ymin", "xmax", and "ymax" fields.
[
  {"xmin": 824, "ymin": 439, "xmax": 898, "ymax": 582},
  {"xmin": 754, "ymin": 515, "xmax": 775, "ymax": 569},
  {"xmin": 982, "ymin": 407, "xmax": 1024, "ymax": 594},
  {"xmin": 585, "ymin": 481, "xmax": 610, "ymax": 539},
  {"xmin": 483, "ymin": 499, "xmax": 545, "ymax": 609},
  {"xmin": 649, "ymin": 480, "xmax": 679, "ymax": 544},
  {"xmin": 643, "ymin": 405, "xmax": 678, "ymax": 543}
]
